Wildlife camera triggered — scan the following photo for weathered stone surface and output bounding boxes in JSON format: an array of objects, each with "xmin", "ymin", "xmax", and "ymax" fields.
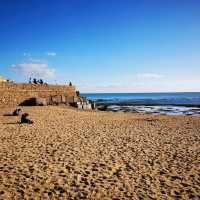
[
  {"xmin": 0, "ymin": 83, "xmax": 76, "ymax": 107},
  {"xmin": 35, "ymin": 97, "xmax": 48, "ymax": 106},
  {"xmin": 0, "ymin": 83, "xmax": 95, "ymax": 110},
  {"xmin": 49, "ymin": 95, "xmax": 62, "ymax": 105},
  {"xmin": 66, "ymin": 96, "xmax": 75, "ymax": 103},
  {"xmin": 48, "ymin": 95, "xmax": 70, "ymax": 105},
  {"xmin": 61, "ymin": 95, "xmax": 66, "ymax": 103}
]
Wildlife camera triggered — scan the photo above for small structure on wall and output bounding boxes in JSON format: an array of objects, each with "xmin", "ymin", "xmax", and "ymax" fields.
[{"xmin": 0, "ymin": 75, "xmax": 8, "ymax": 83}]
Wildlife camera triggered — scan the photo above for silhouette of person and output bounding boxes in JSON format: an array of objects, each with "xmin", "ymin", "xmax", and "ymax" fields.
[
  {"xmin": 39, "ymin": 79, "xmax": 43, "ymax": 84},
  {"xmin": 33, "ymin": 78, "xmax": 37, "ymax": 84},
  {"xmin": 20, "ymin": 113, "xmax": 33, "ymax": 124},
  {"xmin": 13, "ymin": 109, "xmax": 21, "ymax": 116}
]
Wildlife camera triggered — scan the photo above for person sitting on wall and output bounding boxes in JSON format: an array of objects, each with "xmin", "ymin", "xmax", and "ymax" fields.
[
  {"xmin": 39, "ymin": 79, "xmax": 44, "ymax": 84},
  {"xmin": 69, "ymin": 81, "xmax": 72, "ymax": 86},
  {"xmin": 20, "ymin": 113, "xmax": 33, "ymax": 124},
  {"xmin": 13, "ymin": 108, "xmax": 21, "ymax": 116},
  {"xmin": 33, "ymin": 78, "xmax": 37, "ymax": 84}
]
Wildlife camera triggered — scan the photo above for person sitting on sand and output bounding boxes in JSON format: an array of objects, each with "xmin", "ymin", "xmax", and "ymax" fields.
[
  {"xmin": 20, "ymin": 113, "xmax": 33, "ymax": 124},
  {"xmin": 12, "ymin": 108, "xmax": 21, "ymax": 116}
]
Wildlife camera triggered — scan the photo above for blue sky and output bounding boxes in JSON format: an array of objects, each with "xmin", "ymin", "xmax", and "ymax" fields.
[{"xmin": 0, "ymin": 0, "xmax": 200, "ymax": 92}]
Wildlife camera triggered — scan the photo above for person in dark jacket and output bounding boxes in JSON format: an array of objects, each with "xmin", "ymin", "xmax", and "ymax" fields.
[
  {"xmin": 33, "ymin": 78, "xmax": 37, "ymax": 84},
  {"xmin": 20, "ymin": 113, "xmax": 33, "ymax": 124}
]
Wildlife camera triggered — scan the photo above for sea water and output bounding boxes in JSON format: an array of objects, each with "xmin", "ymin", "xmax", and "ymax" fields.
[{"xmin": 82, "ymin": 92, "xmax": 200, "ymax": 116}]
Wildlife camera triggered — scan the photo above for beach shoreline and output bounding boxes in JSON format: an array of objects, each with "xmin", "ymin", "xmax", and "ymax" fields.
[
  {"xmin": 83, "ymin": 92, "xmax": 200, "ymax": 116},
  {"xmin": 0, "ymin": 106, "xmax": 199, "ymax": 199}
]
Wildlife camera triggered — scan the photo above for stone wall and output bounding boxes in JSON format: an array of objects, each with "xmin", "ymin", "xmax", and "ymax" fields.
[{"xmin": 0, "ymin": 83, "xmax": 76, "ymax": 107}]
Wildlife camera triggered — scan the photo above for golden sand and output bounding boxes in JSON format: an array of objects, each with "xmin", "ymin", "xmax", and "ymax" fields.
[{"xmin": 0, "ymin": 106, "xmax": 199, "ymax": 199}]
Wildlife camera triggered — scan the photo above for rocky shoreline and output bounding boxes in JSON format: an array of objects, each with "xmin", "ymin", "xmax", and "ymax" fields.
[{"xmin": 97, "ymin": 104, "xmax": 200, "ymax": 116}]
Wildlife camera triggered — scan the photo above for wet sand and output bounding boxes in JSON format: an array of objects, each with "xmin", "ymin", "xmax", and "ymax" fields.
[{"xmin": 0, "ymin": 106, "xmax": 199, "ymax": 199}]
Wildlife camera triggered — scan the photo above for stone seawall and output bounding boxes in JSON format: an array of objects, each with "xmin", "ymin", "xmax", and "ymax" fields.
[{"xmin": 0, "ymin": 83, "xmax": 76, "ymax": 107}]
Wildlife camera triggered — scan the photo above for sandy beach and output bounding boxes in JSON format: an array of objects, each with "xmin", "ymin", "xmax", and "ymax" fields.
[{"xmin": 0, "ymin": 106, "xmax": 199, "ymax": 199}]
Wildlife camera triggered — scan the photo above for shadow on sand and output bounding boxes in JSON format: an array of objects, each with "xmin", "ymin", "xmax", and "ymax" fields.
[
  {"xmin": 1, "ymin": 122, "xmax": 20, "ymax": 125},
  {"xmin": 3, "ymin": 114, "xmax": 15, "ymax": 116}
]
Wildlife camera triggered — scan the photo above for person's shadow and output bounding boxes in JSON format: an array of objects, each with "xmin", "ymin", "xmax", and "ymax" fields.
[
  {"xmin": 1, "ymin": 122, "xmax": 20, "ymax": 125},
  {"xmin": 3, "ymin": 114, "xmax": 14, "ymax": 116}
]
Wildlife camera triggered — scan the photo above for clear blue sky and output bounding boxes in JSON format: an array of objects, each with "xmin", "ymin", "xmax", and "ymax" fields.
[{"xmin": 0, "ymin": 0, "xmax": 200, "ymax": 92}]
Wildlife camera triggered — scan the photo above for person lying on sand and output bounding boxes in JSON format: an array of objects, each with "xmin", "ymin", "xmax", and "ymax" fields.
[
  {"xmin": 13, "ymin": 109, "xmax": 21, "ymax": 116},
  {"xmin": 3, "ymin": 108, "xmax": 21, "ymax": 116},
  {"xmin": 20, "ymin": 113, "xmax": 33, "ymax": 124}
]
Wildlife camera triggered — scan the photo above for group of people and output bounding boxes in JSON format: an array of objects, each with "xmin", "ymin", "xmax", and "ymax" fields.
[
  {"xmin": 29, "ymin": 78, "xmax": 44, "ymax": 85},
  {"xmin": 12, "ymin": 109, "xmax": 33, "ymax": 124},
  {"xmin": 28, "ymin": 78, "xmax": 74, "ymax": 86}
]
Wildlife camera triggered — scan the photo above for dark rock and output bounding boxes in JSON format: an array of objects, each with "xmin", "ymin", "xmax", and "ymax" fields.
[
  {"xmin": 97, "ymin": 105, "xmax": 107, "ymax": 111},
  {"xmin": 19, "ymin": 97, "xmax": 47, "ymax": 106},
  {"xmin": 69, "ymin": 102, "xmax": 78, "ymax": 108}
]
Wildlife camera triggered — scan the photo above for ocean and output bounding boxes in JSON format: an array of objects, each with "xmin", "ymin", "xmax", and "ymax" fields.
[{"xmin": 81, "ymin": 92, "xmax": 200, "ymax": 116}]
